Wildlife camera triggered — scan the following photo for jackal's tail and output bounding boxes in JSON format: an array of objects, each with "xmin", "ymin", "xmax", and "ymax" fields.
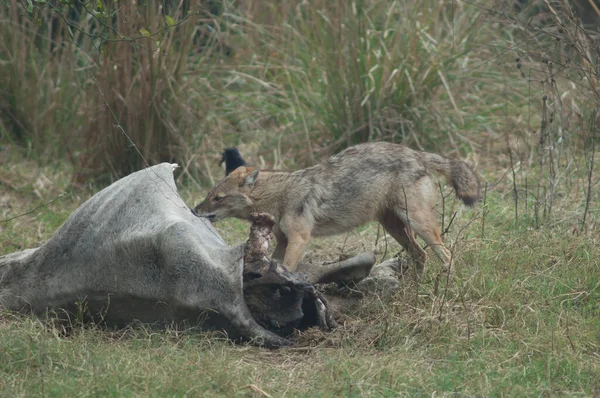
[{"xmin": 420, "ymin": 152, "xmax": 481, "ymax": 206}]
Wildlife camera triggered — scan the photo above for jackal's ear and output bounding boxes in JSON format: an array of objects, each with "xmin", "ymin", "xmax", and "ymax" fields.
[
  {"xmin": 229, "ymin": 166, "xmax": 247, "ymax": 177},
  {"xmin": 243, "ymin": 168, "xmax": 259, "ymax": 187}
]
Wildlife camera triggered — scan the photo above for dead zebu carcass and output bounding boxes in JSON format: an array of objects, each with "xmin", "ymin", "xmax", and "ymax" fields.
[{"xmin": 0, "ymin": 163, "xmax": 343, "ymax": 347}]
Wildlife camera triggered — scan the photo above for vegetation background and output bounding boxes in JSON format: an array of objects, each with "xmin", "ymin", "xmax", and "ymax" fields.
[{"xmin": 1, "ymin": 0, "xmax": 599, "ymax": 396}]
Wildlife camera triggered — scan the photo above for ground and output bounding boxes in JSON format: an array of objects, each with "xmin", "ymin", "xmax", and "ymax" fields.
[{"xmin": 1, "ymin": 152, "xmax": 598, "ymax": 397}]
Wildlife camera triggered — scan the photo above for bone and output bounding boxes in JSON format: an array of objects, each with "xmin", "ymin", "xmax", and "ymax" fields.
[
  {"xmin": 244, "ymin": 212, "xmax": 277, "ymax": 275},
  {"xmin": 296, "ymin": 252, "xmax": 377, "ymax": 285},
  {"xmin": 355, "ymin": 257, "xmax": 408, "ymax": 294},
  {"xmin": 242, "ymin": 212, "xmax": 336, "ymax": 331}
]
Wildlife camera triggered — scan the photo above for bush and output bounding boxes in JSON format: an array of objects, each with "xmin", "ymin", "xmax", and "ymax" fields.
[
  {"xmin": 0, "ymin": 0, "xmax": 221, "ymax": 183},
  {"xmin": 0, "ymin": 3, "xmax": 83, "ymax": 156},
  {"xmin": 248, "ymin": 0, "xmax": 481, "ymax": 155},
  {"xmin": 1, "ymin": 0, "xmax": 488, "ymax": 182}
]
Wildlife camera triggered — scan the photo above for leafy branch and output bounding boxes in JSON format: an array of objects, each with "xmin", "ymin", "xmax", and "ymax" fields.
[{"xmin": 20, "ymin": 0, "xmax": 204, "ymax": 53}]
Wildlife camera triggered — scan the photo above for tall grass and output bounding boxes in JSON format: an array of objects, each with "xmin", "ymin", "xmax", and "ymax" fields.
[
  {"xmin": 0, "ymin": 4, "xmax": 84, "ymax": 154},
  {"xmin": 1, "ymin": 0, "xmax": 486, "ymax": 180},
  {"xmin": 76, "ymin": 0, "xmax": 204, "ymax": 182},
  {"xmin": 279, "ymin": 0, "xmax": 479, "ymax": 150},
  {"xmin": 482, "ymin": 0, "xmax": 600, "ymax": 230},
  {"xmin": 221, "ymin": 0, "xmax": 484, "ymax": 164},
  {"xmin": 0, "ymin": 0, "xmax": 221, "ymax": 182},
  {"xmin": 1, "ymin": 0, "xmax": 597, "ymax": 229}
]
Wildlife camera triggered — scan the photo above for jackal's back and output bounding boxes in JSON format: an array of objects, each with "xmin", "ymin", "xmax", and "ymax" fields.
[
  {"xmin": 284, "ymin": 142, "xmax": 479, "ymax": 236},
  {"xmin": 287, "ymin": 143, "xmax": 429, "ymax": 235}
]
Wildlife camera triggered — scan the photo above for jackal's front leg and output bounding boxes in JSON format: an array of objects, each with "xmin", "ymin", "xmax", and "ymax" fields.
[
  {"xmin": 272, "ymin": 224, "xmax": 288, "ymax": 263},
  {"xmin": 278, "ymin": 216, "xmax": 312, "ymax": 272},
  {"xmin": 282, "ymin": 232, "xmax": 310, "ymax": 272}
]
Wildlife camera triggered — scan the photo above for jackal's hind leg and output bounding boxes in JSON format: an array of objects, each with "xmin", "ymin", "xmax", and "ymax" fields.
[
  {"xmin": 378, "ymin": 211, "xmax": 427, "ymax": 275},
  {"xmin": 402, "ymin": 209, "xmax": 452, "ymax": 272}
]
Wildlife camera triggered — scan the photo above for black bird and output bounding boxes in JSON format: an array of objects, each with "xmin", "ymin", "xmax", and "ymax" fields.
[{"xmin": 220, "ymin": 147, "xmax": 248, "ymax": 176}]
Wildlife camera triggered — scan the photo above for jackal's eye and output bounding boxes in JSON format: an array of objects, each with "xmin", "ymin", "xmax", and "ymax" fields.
[{"xmin": 212, "ymin": 194, "xmax": 225, "ymax": 203}]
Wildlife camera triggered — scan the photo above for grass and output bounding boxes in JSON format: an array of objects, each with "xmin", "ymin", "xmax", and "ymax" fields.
[
  {"xmin": 0, "ymin": 0, "xmax": 505, "ymax": 181},
  {"xmin": 2, "ymin": 0, "xmax": 600, "ymax": 395},
  {"xmin": 1, "ymin": 147, "xmax": 599, "ymax": 397}
]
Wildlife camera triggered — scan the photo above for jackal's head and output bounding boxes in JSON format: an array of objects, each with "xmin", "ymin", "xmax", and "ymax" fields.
[{"xmin": 194, "ymin": 166, "xmax": 259, "ymax": 222}]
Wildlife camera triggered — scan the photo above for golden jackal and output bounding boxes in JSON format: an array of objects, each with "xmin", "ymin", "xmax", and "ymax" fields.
[{"xmin": 195, "ymin": 142, "xmax": 480, "ymax": 273}]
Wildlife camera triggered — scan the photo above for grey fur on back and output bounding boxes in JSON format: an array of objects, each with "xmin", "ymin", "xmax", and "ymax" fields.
[
  {"xmin": 255, "ymin": 142, "xmax": 479, "ymax": 236},
  {"xmin": 0, "ymin": 163, "xmax": 287, "ymax": 346}
]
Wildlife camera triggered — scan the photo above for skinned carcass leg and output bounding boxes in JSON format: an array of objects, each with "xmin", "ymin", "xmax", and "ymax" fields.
[{"xmin": 242, "ymin": 213, "xmax": 337, "ymax": 335}]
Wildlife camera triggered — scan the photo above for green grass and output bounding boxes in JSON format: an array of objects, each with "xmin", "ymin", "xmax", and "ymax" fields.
[
  {"xmin": 1, "ymin": 154, "xmax": 599, "ymax": 397},
  {"xmin": 2, "ymin": 287, "xmax": 596, "ymax": 397}
]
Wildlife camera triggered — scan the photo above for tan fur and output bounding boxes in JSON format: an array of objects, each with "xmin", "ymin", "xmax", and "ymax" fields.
[{"xmin": 194, "ymin": 142, "xmax": 480, "ymax": 273}]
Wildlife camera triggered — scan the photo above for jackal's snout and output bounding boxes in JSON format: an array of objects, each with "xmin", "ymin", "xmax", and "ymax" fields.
[
  {"xmin": 201, "ymin": 213, "xmax": 218, "ymax": 221},
  {"xmin": 193, "ymin": 166, "xmax": 259, "ymax": 222},
  {"xmin": 193, "ymin": 201, "xmax": 217, "ymax": 221}
]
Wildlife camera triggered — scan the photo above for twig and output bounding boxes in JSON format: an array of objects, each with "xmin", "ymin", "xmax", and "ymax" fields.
[
  {"xmin": 437, "ymin": 247, "xmax": 454, "ymax": 321},
  {"xmin": 546, "ymin": 74, "xmax": 557, "ymax": 219},
  {"xmin": 239, "ymin": 385, "xmax": 273, "ymax": 398},
  {"xmin": 442, "ymin": 212, "xmax": 458, "ymax": 238},
  {"xmin": 437, "ymin": 209, "xmax": 480, "ymax": 318},
  {"xmin": 0, "ymin": 194, "xmax": 65, "ymax": 223},
  {"xmin": 524, "ymin": 177, "xmax": 528, "ymax": 226},
  {"xmin": 581, "ymin": 111, "xmax": 596, "ymax": 231},
  {"xmin": 423, "ymin": 211, "xmax": 456, "ymax": 250},
  {"xmin": 402, "ymin": 187, "xmax": 419, "ymax": 297},
  {"xmin": 535, "ymin": 94, "xmax": 548, "ymax": 228},
  {"xmin": 41, "ymin": 1, "xmax": 203, "ymax": 49},
  {"xmin": 481, "ymin": 181, "xmax": 488, "ymax": 239},
  {"xmin": 565, "ymin": 312, "xmax": 576, "ymax": 352},
  {"xmin": 439, "ymin": 182, "xmax": 446, "ymax": 232},
  {"xmin": 504, "ymin": 76, "xmax": 519, "ymax": 224}
]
